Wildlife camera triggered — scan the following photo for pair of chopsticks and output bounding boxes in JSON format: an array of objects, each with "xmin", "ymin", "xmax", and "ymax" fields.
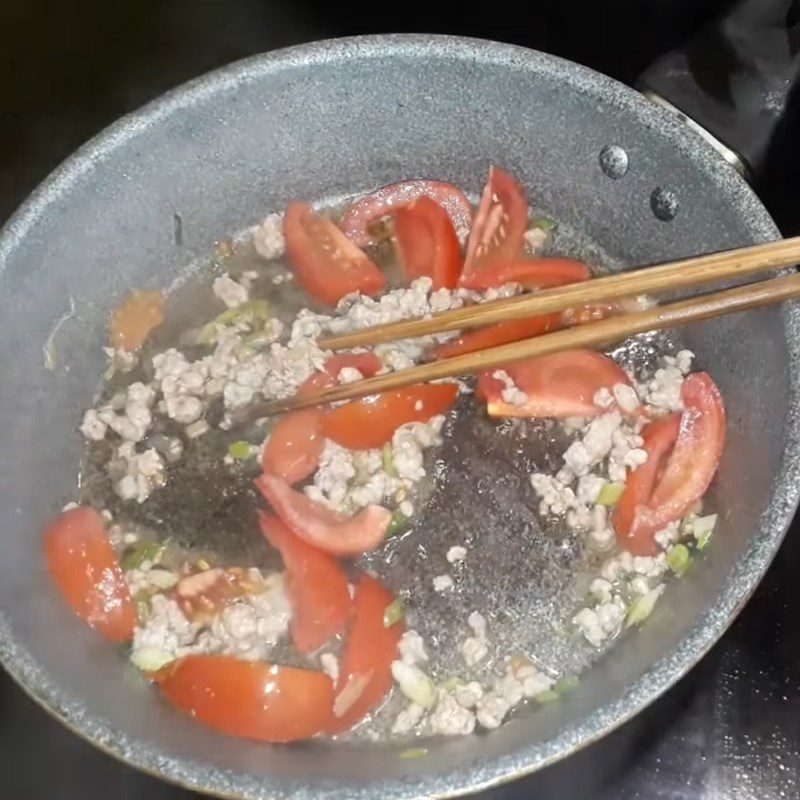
[{"xmin": 244, "ymin": 237, "xmax": 800, "ymax": 418}]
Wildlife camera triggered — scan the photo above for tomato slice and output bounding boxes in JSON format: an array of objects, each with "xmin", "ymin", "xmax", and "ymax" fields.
[
  {"xmin": 429, "ymin": 313, "xmax": 560, "ymax": 360},
  {"xmin": 261, "ymin": 408, "xmax": 326, "ymax": 485},
  {"xmin": 340, "ymin": 180, "xmax": 472, "ymax": 247},
  {"xmin": 44, "ymin": 507, "xmax": 136, "ymax": 642},
  {"xmin": 630, "ymin": 373, "xmax": 725, "ymax": 543},
  {"xmin": 284, "ymin": 202, "xmax": 386, "ymax": 306},
  {"xmin": 159, "ymin": 655, "xmax": 334, "ymax": 742},
  {"xmin": 459, "ymin": 167, "xmax": 528, "ymax": 290},
  {"xmin": 258, "ymin": 512, "xmax": 353, "ymax": 653},
  {"xmin": 323, "ymin": 383, "xmax": 458, "ymax": 450},
  {"xmin": 255, "ymin": 474, "xmax": 391, "ymax": 556},
  {"xmin": 477, "ymin": 349, "xmax": 632, "ymax": 419},
  {"xmin": 173, "ymin": 567, "xmax": 269, "ymax": 624},
  {"xmin": 613, "ymin": 414, "xmax": 681, "ymax": 555},
  {"xmin": 491, "ymin": 258, "xmax": 591, "ymax": 290},
  {"xmin": 328, "ymin": 575, "xmax": 404, "ymax": 733},
  {"xmin": 393, "ymin": 196, "xmax": 462, "ymax": 289},
  {"xmin": 298, "ymin": 352, "xmax": 383, "ymax": 397}
]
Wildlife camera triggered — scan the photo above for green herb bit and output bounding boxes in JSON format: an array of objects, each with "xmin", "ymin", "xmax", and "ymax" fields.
[
  {"xmin": 535, "ymin": 689, "xmax": 560, "ymax": 704},
  {"xmin": 441, "ymin": 676, "xmax": 465, "ymax": 693},
  {"xmin": 382, "ymin": 443, "xmax": 397, "ymax": 477},
  {"xmin": 529, "ymin": 216, "xmax": 558, "ymax": 232},
  {"xmin": 596, "ymin": 482, "xmax": 625, "ymax": 506},
  {"xmin": 692, "ymin": 514, "xmax": 718, "ymax": 549},
  {"xmin": 625, "ymin": 585, "xmax": 665, "ymax": 628},
  {"xmin": 383, "ymin": 598, "xmax": 406, "ymax": 628},
  {"xmin": 553, "ymin": 675, "xmax": 580, "ymax": 694},
  {"xmin": 696, "ymin": 530, "xmax": 712, "ymax": 551},
  {"xmin": 121, "ymin": 541, "xmax": 163, "ymax": 572},
  {"xmin": 399, "ymin": 747, "xmax": 428, "ymax": 760},
  {"xmin": 387, "ymin": 509, "xmax": 408, "ymax": 538},
  {"xmin": 228, "ymin": 440, "xmax": 254, "ymax": 460},
  {"xmin": 666, "ymin": 543, "xmax": 691, "ymax": 577},
  {"xmin": 199, "ymin": 299, "xmax": 271, "ymax": 344}
]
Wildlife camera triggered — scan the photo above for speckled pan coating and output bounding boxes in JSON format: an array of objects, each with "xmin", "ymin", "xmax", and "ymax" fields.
[{"xmin": 0, "ymin": 34, "xmax": 798, "ymax": 800}]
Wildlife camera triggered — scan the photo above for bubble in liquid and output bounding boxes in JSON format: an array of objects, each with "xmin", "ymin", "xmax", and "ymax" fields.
[
  {"xmin": 599, "ymin": 144, "xmax": 629, "ymax": 179},
  {"xmin": 651, "ymin": 187, "xmax": 678, "ymax": 221}
]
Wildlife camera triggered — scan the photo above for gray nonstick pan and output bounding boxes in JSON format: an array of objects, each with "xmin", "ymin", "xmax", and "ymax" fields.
[{"xmin": 0, "ymin": 33, "xmax": 798, "ymax": 800}]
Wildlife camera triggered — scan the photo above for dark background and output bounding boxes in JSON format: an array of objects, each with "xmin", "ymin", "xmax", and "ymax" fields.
[{"xmin": 2, "ymin": 1, "xmax": 800, "ymax": 798}]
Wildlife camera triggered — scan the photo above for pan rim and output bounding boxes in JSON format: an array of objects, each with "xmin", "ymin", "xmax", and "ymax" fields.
[{"xmin": 0, "ymin": 32, "xmax": 796, "ymax": 800}]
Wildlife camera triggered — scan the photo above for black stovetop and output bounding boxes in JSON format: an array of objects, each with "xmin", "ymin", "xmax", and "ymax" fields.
[{"xmin": 2, "ymin": 2, "xmax": 800, "ymax": 797}]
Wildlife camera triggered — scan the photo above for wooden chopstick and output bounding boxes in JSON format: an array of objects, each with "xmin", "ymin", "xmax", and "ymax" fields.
[
  {"xmin": 318, "ymin": 236, "xmax": 800, "ymax": 351},
  {"xmin": 240, "ymin": 272, "xmax": 800, "ymax": 419}
]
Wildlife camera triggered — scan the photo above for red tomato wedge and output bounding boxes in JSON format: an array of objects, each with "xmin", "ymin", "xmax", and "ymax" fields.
[
  {"xmin": 628, "ymin": 373, "xmax": 725, "ymax": 544},
  {"xmin": 329, "ymin": 576, "xmax": 404, "ymax": 733},
  {"xmin": 44, "ymin": 507, "xmax": 136, "ymax": 642},
  {"xmin": 255, "ymin": 474, "xmax": 391, "ymax": 556},
  {"xmin": 173, "ymin": 567, "xmax": 269, "ymax": 624},
  {"xmin": 258, "ymin": 512, "xmax": 352, "ymax": 653},
  {"xmin": 284, "ymin": 202, "xmax": 386, "ymax": 306},
  {"xmin": 430, "ymin": 313, "xmax": 560, "ymax": 360},
  {"xmin": 613, "ymin": 414, "xmax": 681, "ymax": 555},
  {"xmin": 492, "ymin": 258, "xmax": 591, "ymax": 290},
  {"xmin": 393, "ymin": 196, "xmax": 462, "ymax": 289},
  {"xmin": 159, "ymin": 655, "xmax": 334, "ymax": 742},
  {"xmin": 477, "ymin": 349, "xmax": 631, "ymax": 419},
  {"xmin": 459, "ymin": 167, "xmax": 528, "ymax": 290},
  {"xmin": 340, "ymin": 180, "xmax": 472, "ymax": 247},
  {"xmin": 261, "ymin": 408, "xmax": 326, "ymax": 485},
  {"xmin": 298, "ymin": 352, "xmax": 383, "ymax": 396},
  {"xmin": 323, "ymin": 383, "xmax": 458, "ymax": 450}
]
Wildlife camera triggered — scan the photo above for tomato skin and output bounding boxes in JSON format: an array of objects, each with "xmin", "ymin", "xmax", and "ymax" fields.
[
  {"xmin": 340, "ymin": 180, "xmax": 472, "ymax": 247},
  {"xmin": 459, "ymin": 168, "xmax": 528, "ymax": 290},
  {"xmin": 159, "ymin": 655, "xmax": 334, "ymax": 742},
  {"xmin": 323, "ymin": 383, "xmax": 458, "ymax": 450},
  {"xmin": 173, "ymin": 567, "xmax": 269, "ymax": 624},
  {"xmin": 393, "ymin": 196, "xmax": 462, "ymax": 289},
  {"xmin": 490, "ymin": 258, "xmax": 591, "ymax": 290},
  {"xmin": 44, "ymin": 507, "xmax": 136, "ymax": 642},
  {"xmin": 430, "ymin": 314, "xmax": 560, "ymax": 360},
  {"xmin": 284, "ymin": 202, "xmax": 386, "ymax": 306},
  {"xmin": 328, "ymin": 576, "xmax": 404, "ymax": 733},
  {"xmin": 298, "ymin": 352, "xmax": 383, "ymax": 397},
  {"xmin": 613, "ymin": 414, "xmax": 681, "ymax": 555},
  {"xmin": 255, "ymin": 474, "xmax": 391, "ymax": 556},
  {"xmin": 258, "ymin": 512, "xmax": 353, "ymax": 653},
  {"xmin": 261, "ymin": 408, "xmax": 326, "ymax": 485},
  {"xmin": 477, "ymin": 349, "xmax": 631, "ymax": 419},
  {"xmin": 630, "ymin": 373, "xmax": 725, "ymax": 543}
]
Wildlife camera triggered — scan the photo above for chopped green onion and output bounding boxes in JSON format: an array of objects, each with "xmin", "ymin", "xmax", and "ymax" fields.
[
  {"xmin": 441, "ymin": 676, "xmax": 465, "ymax": 693},
  {"xmin": 529, "ymin": 216, "xmax": 558, "ymax": 232},
  {"xmin": 625, "ymin": 585, "xmax": 664, "ymax": 628},
  {"xmin": 535, "ymin": 689, "xmax": 560, "ymax": 704},
  {"xmin": 134, "ymin": 596, "xmax": 151, "ymax": 620},
  {"xmin": 199, "ymin": 299, "xmax": 271, "ymax": 344},
  {"xmin": 692, "ymin": 514, "xmax": 718, "ymax": 549},
  {"xmin": 382, "ymin": 443, "xmax": 397, "ymax": 477},
  {"xmin": 666, "ymin": 543, "xmax": 691, "ymax": 577},
  {"xmin": 391, "ymin": 661, "xmax": 437, "ymax": 708},
  {"xmin": 387, "ymin": 509, "xmax": 408, "ymax": 538},
  {"xmin": 228, "ymin": 440, "xmax": 254, "ymax": 460},
  {"xmin": 399, "ymin": 748, "xmax": 428, "ymax": 760},
  {"xmin": 383, "ymin": 597, "xmax": 406, "ymax": 628},
  {"xmin": 597, "ymin": 482, "xmax": 625, "ymax": 506},
  {"xmin": 553, "ymin": 675, "xmax": 580, "ymax": 694},
  {"xmin": 121, "ymin": 542, "xmax": 163, "ymax": 572},
  {"xmin": 130, "ymin": 646, "xmax": 174, "ymax": 673},
  {"xmin": 696, "ymin": 530, "xmax": 712, "ymax": 551}
]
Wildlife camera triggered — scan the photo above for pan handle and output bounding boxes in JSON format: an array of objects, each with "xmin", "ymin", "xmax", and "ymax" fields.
[{"xmin": 637, "ymin": 0, "xmax": 800, "ymax": 182}]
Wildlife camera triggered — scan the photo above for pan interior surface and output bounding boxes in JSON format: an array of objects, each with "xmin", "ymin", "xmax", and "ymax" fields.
[{"xmin": 0, "ymin": 34, "xmax": 795, "ymax": 800}]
